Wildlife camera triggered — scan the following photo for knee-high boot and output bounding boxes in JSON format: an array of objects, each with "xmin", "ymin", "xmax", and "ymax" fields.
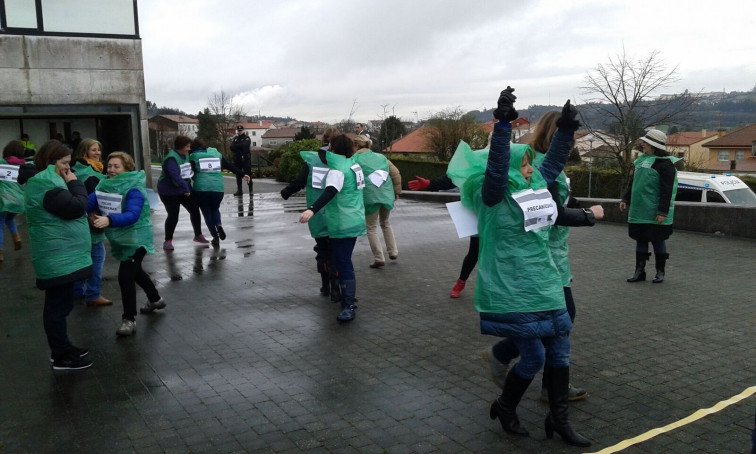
[
  {"xmin": 544, "ymin": 366, "xmax": 591, "ymax": 447},
  {"xmin": 627, "ymin": 252, "xmax": 651, "ymax": 282},
  {"xmin": 317, "ymin": 263, "xmax": 330, "ymax": 296},
  {"xmin": 490, "ymin": 367, "xmax": 533, "ymax": 436},
  {"xmin": 329, "ymin": 269, "xmax": 341, "ymax": 304},
  {"xmin": 336, "ymin": 279, "xmax": 356, "ymax": 323},
  {"xmin": 653, "ymin": 253, "xmax": 669, "ymax": 283}
]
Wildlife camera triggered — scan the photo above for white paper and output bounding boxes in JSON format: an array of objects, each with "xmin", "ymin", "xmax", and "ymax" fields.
[
  {"xmin": 96, "ymin": 191, "xmax": 123, "ymax": 215},
  {"xmin": 0, "ymin": 164, "xmax": 19, "ymax": 182},
  {"xmin": 445, "ymin": 201, "xmax": 478, "ymax": 238},
  {"xmin": 198, "ymin": 157, "xmax": 221, "ymax": 172},
  {"xmin": 367, "ymin": 169, "xmax": 389, "ymax": 187},
  {"xmin": 351, "ymin": 164, "xmax": 365, "ymax": 190},
  {"xmin": 179, "ymin": 162, "xmax": 193, "ymax": 179}
]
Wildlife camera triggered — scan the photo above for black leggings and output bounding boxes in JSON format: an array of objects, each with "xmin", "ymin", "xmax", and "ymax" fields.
[
  {"xmin": 118, "ymin": 247, "xmax": 161, "ymax": 321},
  {"xmin": 458, "ymin": 236, "xmax": 480, "ymax": 281},
  {"xmin": 160, "ymin": 194, "xmax": 203, "ymax": 240}
]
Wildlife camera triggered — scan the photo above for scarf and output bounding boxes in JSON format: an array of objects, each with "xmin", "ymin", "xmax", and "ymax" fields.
[{"xmin": 86, "ymin": 158, "xmax": 103, "ymax": 173}]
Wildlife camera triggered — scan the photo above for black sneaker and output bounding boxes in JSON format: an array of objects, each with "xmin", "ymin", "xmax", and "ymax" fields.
[
  {"xmin": 50, "ymin": 346, "xmax": 89, "ymax": 363},
  {"xmin": 217, "ymin": 225, "xmax": 226, "ymax": 240},
  {"xmin": 52, "ymin": 353, "xmax": 93, "ymax": 370}
]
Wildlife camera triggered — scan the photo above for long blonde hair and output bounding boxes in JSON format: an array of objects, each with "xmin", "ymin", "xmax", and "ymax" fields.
[
  {"xmin": 527, "ymin": 111, "xmax": 560, "ymax": 154},
  {"xmin": 76, "ymin": 138, "xmax": 102, "ymax": 162}
]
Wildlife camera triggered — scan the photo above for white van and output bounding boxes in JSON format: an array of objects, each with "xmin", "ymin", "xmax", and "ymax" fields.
[{"xmin": 675, "ymin": 172, "xmax": 756, "ymax": 206}]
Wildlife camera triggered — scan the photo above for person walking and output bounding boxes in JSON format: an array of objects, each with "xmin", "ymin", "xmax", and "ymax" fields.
[
  {"xmin": 25, "ymin": 140, "xmax": 93, "ymax": 370},
  {"xmin": 88, "ymin": 152, "xmax": 165, "ymax": 336},
  {"xmin": 448, "ymin": 88, "xmax": 590, "ymax": 447},
  {"xmin": 230, "ymin": 125, "xmax": 253, "ymax": 197},
  {"xmin": 188, "ymin": 138, "xmax": 250, "ymax": 247},
  {"xmin": 280, "ymin": 127, "xmax": 341, "ymax": 301},
  {"xmin": 299, "ymin": 134, "xmax": 366, "ymax": 323},
  {"xmin": 619, "ymin": 129, "xmax": 677, "ymax": 284},
  {"xmin": 157, "ymin": 135, "xmax": 208, "ymax": 250},
  {"xmin": 0, "ymin": 141, "xmax": 27, "ymax": 262},
  {"xmin": 352, "ymin": 134, "xmax": 400, "ymax": 268},
  {"xmin": 71, "ymin": 138, "xmax": 112, "ymax": 306}
]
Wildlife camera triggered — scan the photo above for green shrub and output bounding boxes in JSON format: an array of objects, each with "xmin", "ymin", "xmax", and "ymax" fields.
[{"xmin": 276, "ymin": 139, "xmax": 322, "ymax": 182}]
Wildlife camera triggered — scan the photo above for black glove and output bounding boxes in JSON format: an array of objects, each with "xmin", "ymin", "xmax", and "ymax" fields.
[
  {"xmin": 493, "ymin": 86, "xmax": 518, "ymax": 123},
  {"xmin": 555, "ymin": 99, "xmax": 580, "ymax": 131},
  {"xmin": 280, "ymin": 187, "xmax": 292, "ymax": 200}
]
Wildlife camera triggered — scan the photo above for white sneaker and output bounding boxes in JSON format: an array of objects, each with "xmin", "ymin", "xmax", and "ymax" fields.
[
  {"xmin": 139, "ymin": 297, "xmax": 166, "ymax": 314},
  {"xmin": 116, "ymin": 319, "xmax": 136, "ymax": 336}
]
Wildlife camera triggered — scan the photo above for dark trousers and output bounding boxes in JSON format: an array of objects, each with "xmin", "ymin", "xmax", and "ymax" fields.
[
  {"xmin": 160, "ymin": 193, "xmax": 202, "ymax": 240},
  {"xmin": 194, "ymin": 191, "xmax": 225, "ymax": 238},
  {"xmin": 43, "ymin": 281, "xmax": 75, "ymax": 359},
  {"xmin": 329, "ymin": 237, "xmax": 357, "ymax": 281},
  {"xmin": 459, "ymin": 236, "xmax": 479, "ymax": 281},
  {"xmin": 636, "ymin": 240, "xmax": 666, "ymax": 255},
  {"xmin": 118, "ymin": 247, "xmax": 161, "ymax": 321},
  {"xmin": 234, "ymin": 153, "xmax": 253, "ymax": 191}
]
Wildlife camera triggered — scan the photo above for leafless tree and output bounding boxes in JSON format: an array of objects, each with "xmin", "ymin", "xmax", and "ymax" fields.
[
  {"xmin": 580, "ymin": 48, "xmax": 700, "ymax": 191},
  {"xmin": 423, "ymin": 107, "xmax": 488, "ymax": 161},
  {"xmin": 207, "ymin": 90, "xmax": 246, "ymax": 159}
]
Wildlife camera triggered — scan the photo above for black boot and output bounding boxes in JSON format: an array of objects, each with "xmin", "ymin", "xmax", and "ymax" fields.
[
  {"xmin": 544, "ymin": 367, "xmax": 591, "ymax": 447},
  {"xmin": 653, "ymin": 253, "xmax": 669, "ymax": 283},
  {"xmin": 337, "ymin": 279, "xmax": 356, "ymax": 323},
  {"xmin": 319, "ymin": 270, "xmax": 330, "ymax": 296},
  {"xmin": 627, "ymin": 252, "xmax": 651, "ymax": 282},
  {"xmin": 248, "ymin": 182, "xmax": 254, "ymax": 195},
  {"xmin": 489, "ymin": 368, "xmax": 533, "ymax": 436},
  {"xmin": 233, "ymin": 180, "xmax": 243, "ymax": 197},
  {"xmin": 329, "ymin": 277, "xmax": 341, "ymax": 303}
]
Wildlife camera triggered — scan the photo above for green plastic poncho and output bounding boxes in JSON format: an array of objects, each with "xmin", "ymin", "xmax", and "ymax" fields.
[
  {"xmin": 628, "ymin": 155, "xmax": 679, "ymax": 225},
  {"xmin": 533, "ymin": 153, "xmax": 572, "ymax": 287},
  {"xmin": 0, "ymin": 158, "xmax": 26, "ymax": 214},
  {"xmin": 158, "ymin": 150, "xmax": 193, "ymax": 187},
  {"xmin": 189, "ymin": 148, "xmax": 225, "ymax": 193},
  {"xmin": 447, "ymin": 141, "xmax": 564, "ymax": 315},
  {"xmin": 324, "ymin": 152, "xmax": 366, "ymax": 239},
  {"xmin": 95, "ymin": 171, "xmax": 155, "ymax": 261},
  {"xmin": 354, "ymin": 150, "xmax": 394, "ymax": 216},
  {"xmin": 300, "ymin": 151, "xmax": 330, "ymax": 239},
  {"xmin": 72, "ymin": 161, "xmax": 106, "ymax": 244},
  {"xmin": 24, "ymin": 165, "xmax": 92, "ymax": 280}
]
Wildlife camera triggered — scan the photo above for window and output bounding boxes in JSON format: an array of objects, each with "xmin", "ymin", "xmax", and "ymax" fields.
[
  {"xmin": 675, "ymin": 187, "xmax": 703, "ymax": 202},
  {"xmin": 1, "ymin": 0, "xmax": 138, "ymax": 37},
  {"xmin": 270, "ymin": 140, "xmax": 277, "ymax": 145},
  {"xmin": 252, "ymin": 141, "xmax": 257, "ymax": 146},
  {"xmin": 734, "ymin": 150, "xmax": 745, "ymax": 160},
  {"xmin": 4, "ymin": 0, "xmax": 38, "ymax": 28},
  {"xmin": 706, "ymin": 191, "xmax": 726, "ymax": 203},
  {"xmin": 252, "ymin": 131, "xmax": 256, "ymax": 136},
  {"xmin": 717, "ymin": 151, "xmax": 730, "ymax": 162}
]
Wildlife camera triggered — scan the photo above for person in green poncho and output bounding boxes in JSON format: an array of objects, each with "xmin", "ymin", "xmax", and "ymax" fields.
[
  {"xmin": 619, "ymin": 129, "xmax": 677, "ymax": 284},
  {"xmin": 352, "ymin": 134, "xmax": 401, "ymax": 268},
  {"xmin": 448, "ymin": 88, "xmax": 590, "ymax": 447},
  {"xmin": 88, "ymin": 152, "xmax": 165, "ymax": 337},
  {"xmin": 25, "ymin": 140, "xmax": 93, "ymax": 370},
  {"xmin": 299, "ymin": 135, "xmax": 366, "ymax": 323},
  {"xmin": 1, "ymin": 140, "xmax": 27, "ymax": 262}
]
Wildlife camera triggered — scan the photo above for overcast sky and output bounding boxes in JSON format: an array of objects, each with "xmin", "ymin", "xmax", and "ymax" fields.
[{"xmin": 139, "ymin": 0, "xmax": 756, "ymax": 124}]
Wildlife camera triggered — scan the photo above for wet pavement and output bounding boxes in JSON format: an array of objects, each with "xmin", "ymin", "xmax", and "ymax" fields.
[{"xmin": 1, "ymin": 180, "xmax": 754, "ymax": 453}]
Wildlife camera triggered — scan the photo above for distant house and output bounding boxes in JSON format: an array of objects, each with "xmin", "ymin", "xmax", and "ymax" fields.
[
  {"xmin": 148, "ymin": 115, "xmax": 199, "ymax": 159},
  {"xmin": 701, "ymin": 124, "xmax": 756, "ymax": 173},
  {"xmin": 383, "ymin": 121, "xmax": 498, "ymax": 157},
  {"xmin": 262, "ymin": 128, "xmax": 299, "ymax": 148},
  {"xmin": 667, "ymin": 130, "xmax": 720, "ymax": 168}
]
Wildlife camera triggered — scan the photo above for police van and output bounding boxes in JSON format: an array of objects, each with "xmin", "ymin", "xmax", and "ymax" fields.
[{"xmin": 675, "ymin": 172, "xmax": 756, "ymax": 206}]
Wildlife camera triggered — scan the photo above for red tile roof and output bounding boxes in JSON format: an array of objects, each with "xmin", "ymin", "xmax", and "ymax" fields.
[
  {"xmin": 383, "ymin": 127, "xmax": 433, "ymax": 153},
  {"xmin": 152, "ymin": 115, "xmax": 198, "ymax": 124},
  {"xmin": 703, "ymin": 124, "xmax": 756, "ymax": 148},
  {"xmin": 667, "ymin": 131, "xmax": 719, "ymax": 146},
  {"xmin": 237, "ymin": 121, "xmax": 274, "ymax": 130}
]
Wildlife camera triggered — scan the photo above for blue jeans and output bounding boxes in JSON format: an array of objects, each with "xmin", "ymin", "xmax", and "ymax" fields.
[
  {"xmin": 495, "ymin": 335, "xmax": 571, "ymax": 380},
  {"xmin": 329, "ymin": 237, "xmax": 357, "ymax": 281},
  {"xmin": 0, "ymin": 211, "xmax": 18, "ymax": 248},
  {"xmin": 73, "ymin": 241, "xmax": 106, "ymax": 300},
  {"xmin": 194, "ymin": 191, "xmax": 225, "ymax": 238}
]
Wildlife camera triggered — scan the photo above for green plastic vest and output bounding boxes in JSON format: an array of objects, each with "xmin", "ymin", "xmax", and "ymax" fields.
[
  {"xmin": 324, "ymin": 152, "xmax": 366, "ymax": 238},
  {"xmin": 300, "ymin": 151, "xmax": 330, "ymax": 238},
  {"xmin": 354, "ymin": 150, "xmax": 394, "ymax": 216},
  {"xmin": 447, "ymin": 141, "xmax": 564, "ymax": 315},
  {"xmin": 533, "ymin": 153, "xmax": 571, "ymax": 287},
  {"xmin": 72, "ymin": 161, "xmax": 106, "ymax": 244},
  {"xmin": 0, "ymin": 158, "xmax": 26, "ymax": 214},
  {"xmin": 189, "ymin": 148, "xmax": 225, "ymax": 192},
  {"xmin": 24, "ymin": 165, "xmax": 92, "ymax": 280},
  {"xmin": 95, "ymin": 171, "xmax": 155, "ymax": 261},
  {"xmin": 158, "ymin": 150, "xmax": 192, "ymax": 187},
  {"xmin": 628, "ymin": 155, "xmax": 678, "ymax": 225}
]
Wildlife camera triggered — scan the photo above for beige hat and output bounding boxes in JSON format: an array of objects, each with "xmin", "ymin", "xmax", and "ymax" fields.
[{"xmin": 639, "ymin": 129, "xmax": 666, "ymax": 151}]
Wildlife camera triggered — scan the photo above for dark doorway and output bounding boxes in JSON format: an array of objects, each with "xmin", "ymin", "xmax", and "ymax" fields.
[{"xmin": 97, "ymin": 116, "xmax": 133, "ymax": 162}]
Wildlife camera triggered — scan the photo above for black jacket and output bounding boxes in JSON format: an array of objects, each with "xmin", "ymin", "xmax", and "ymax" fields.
[{"xmin": 230, "ymin": 134, "xmax": 251, "ymax": 157}]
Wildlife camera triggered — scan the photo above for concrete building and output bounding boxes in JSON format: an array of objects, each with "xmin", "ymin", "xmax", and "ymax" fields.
[{"xmin": 0, "ymin": 0, "xmax": 151, "ymax": 180}]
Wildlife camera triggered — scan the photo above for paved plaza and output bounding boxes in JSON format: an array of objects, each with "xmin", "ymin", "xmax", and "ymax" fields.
[{"xmin": 1, "ymin": 179, "xmax": 754, "ymax": 453}]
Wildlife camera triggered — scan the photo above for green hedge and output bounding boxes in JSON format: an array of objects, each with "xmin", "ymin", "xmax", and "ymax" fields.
[
  {"xmin": 388, "ymin": 156, "xmax": 450, "ymax": 190},
  {"xmin": 276, "ymin": 139, "xmax": 322, "ymax": 182}
]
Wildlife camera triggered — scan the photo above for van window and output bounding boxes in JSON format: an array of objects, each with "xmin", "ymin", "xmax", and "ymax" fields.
[
  {"xmin": 706, "ymin": 191, "xmax": 726, "ymax": 203},
  {"xmin": 676, "ymin": 187, "xmax": 703, "ymax": 202}
]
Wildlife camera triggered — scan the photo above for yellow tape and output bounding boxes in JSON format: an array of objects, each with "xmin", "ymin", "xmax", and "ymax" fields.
[{"xmin": 586, "ymin": 386, "xmax": 756, "ymax": 454}]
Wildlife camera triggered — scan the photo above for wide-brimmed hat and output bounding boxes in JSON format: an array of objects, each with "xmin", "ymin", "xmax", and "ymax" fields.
[{"xmin": 639, "ymin": 129, "xmax": 666, "ymax": 151}]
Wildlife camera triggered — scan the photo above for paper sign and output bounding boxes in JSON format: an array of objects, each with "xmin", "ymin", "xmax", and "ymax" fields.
[
  {"xmin": 368, "ymin": 170, "xmax": 389, "ymax": 187},
  {"xmin": 446, "ymin": 201, "xmax": 478, "ymax": 238},
  {"xmin": 96, "ymin": 191, "xmax": 123, "ymax": 215}
]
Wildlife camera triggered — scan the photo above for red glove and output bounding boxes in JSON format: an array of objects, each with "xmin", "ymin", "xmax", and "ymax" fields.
[{"xmin": 408, "ymin": 176, "xmax": 430, "ymax": 191}]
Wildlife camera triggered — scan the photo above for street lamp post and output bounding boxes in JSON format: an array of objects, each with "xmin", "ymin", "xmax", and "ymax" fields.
[{"xmin": 588, "ymin": 138, "xmax": 594, "ymax": 198}]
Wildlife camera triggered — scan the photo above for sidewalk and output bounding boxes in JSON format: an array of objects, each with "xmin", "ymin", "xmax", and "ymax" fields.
[{"xmin": 1, "ymin": 192, "xmax": 754, "ymax": 453}]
